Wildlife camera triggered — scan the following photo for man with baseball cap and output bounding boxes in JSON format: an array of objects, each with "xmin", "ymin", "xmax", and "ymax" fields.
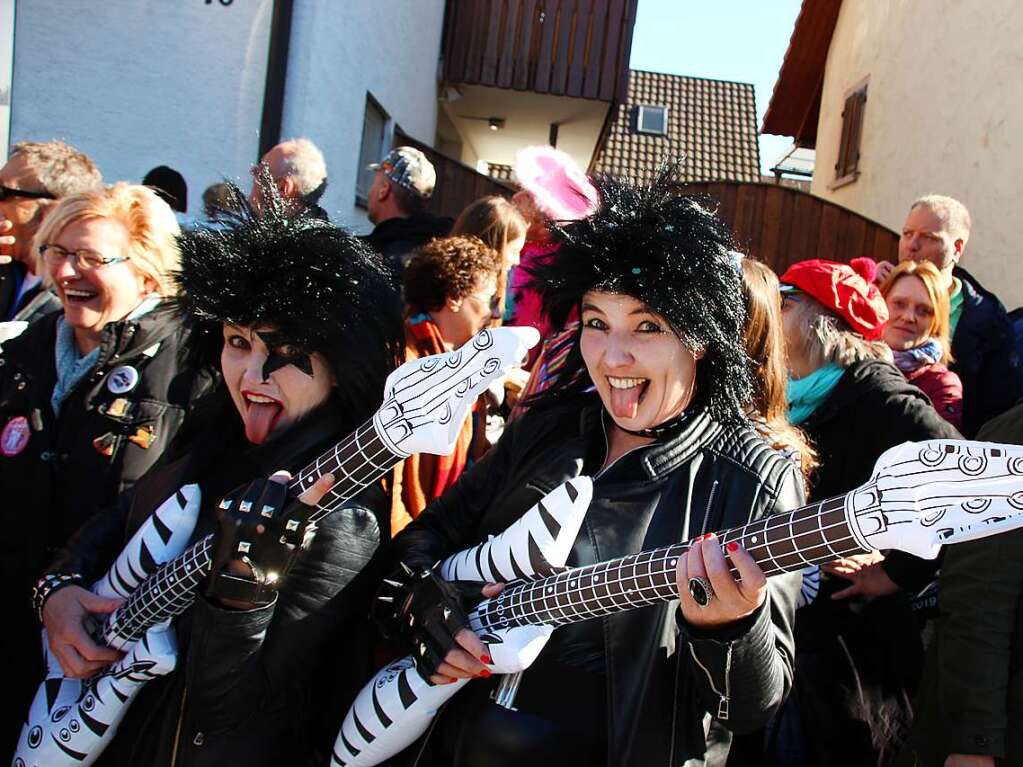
[{"xmin": 362, "ymin": 146, "xmax": 451, "ymax": 278}]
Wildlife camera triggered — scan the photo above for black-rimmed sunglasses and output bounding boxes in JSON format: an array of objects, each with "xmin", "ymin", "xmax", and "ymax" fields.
[{"xmin": 0, "ymin": 185, "xmax": 55, "ymax": 201}]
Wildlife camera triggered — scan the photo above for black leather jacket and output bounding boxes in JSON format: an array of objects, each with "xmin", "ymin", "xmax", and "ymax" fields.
[
  {"xmin": 394, "ymin": 396, "xmax": 804, "ymax": 766},
  {"xmin": 47, "ymin": 395, "xmax": 388, "ymax": 766}
]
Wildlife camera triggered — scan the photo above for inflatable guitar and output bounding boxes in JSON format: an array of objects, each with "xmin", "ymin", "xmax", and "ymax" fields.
[
  {"xmin": 12, "ymin": 325, "xmax": 539, "ymax": 767},
  {"xmin": 333, "ymin": 439, "xmax": 1023, "ymax": 766}
]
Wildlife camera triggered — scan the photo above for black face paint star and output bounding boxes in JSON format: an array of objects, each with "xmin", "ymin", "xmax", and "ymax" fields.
[{"xmin": 255, "ymin": 330, "xmax": 314, "ymax": 381}]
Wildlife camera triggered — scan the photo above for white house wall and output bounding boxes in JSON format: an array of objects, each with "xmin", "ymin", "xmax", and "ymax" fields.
[
  {"xmin": 811, "ymin": 0, "xmax": 1023, "ymax": 308},
  {"xmin": 10, "ymin": 0, "xmax": 274, "ymax": 218},
  {"xmin": 282, "ymin": 0, "xmax": 445, "ymax": 230}
]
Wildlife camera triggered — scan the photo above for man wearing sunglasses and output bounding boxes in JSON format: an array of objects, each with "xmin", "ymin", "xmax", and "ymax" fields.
[{"xmin": 0, "ymin": 141, "xmax": 103, "ymax": 324}]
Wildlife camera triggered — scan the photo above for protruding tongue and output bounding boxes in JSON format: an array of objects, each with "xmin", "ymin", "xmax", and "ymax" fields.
[
  {"xmin": 609, "ymin": 383, "xmax": 643, "ymax": 420},
  {"xmin": 244, "ymin": 402, "xmax": 281, "ymax": 444}
]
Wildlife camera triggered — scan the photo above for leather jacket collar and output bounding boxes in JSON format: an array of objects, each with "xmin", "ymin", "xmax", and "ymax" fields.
[{"xmin": 578, "ymin": 396, "xmax": 726, "ymax": 480}]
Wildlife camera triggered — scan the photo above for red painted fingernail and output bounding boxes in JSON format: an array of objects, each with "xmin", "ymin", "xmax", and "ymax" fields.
[
  {"xmin": 481, "ymin": 654, "xmax": 493, "ymax": 665},
  {"xmin": 479, "ymin": 669, "xmax": 491, "ymax": 678},
  {"xmin": 446, "ymin": 677, "xmax": 458, "ymax": 684},
  {"xmin": 705, "ymin": 532, "xmax": 716, "ymax": 540},
  {"xmin": 727, "ymin": 542, "xmax": 739, "ymax": 553}
]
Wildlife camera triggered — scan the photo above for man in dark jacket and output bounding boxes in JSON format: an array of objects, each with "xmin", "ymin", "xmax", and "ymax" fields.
[
  {"xmin": 0, "ymin": 140, "xmax": 103, "ymax": 323},
  {"xmin": 878, "ymin": 195, "xmax": 1023, "ymax": 436},
  {"xmin": 361, "ymin": 147, "xmax": 452, "ymax": 279}
]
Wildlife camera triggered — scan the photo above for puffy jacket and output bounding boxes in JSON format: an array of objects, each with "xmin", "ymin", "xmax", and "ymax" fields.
[
  {"xmin": 0, "ymin": 303, "xmax": 214, "ymax": 753},
  {"xmin": 951, "ymin": 266, "xmax": 1023, "ymax": 436},
  {"xmin": 905, "ymin": 362, "xmax": 963, "ymax": 432},
  {"xmin": 45, "ymin": 395, "xmax": 389, "ymax": 766},
  {"xmin": 392, "ymin": 395, "xmax": 804, "ymax": 766}
]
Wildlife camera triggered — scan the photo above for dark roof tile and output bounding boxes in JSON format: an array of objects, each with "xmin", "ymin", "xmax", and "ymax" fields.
[{"xmin": 594, "ymin": 69, "xmax": 761, "ymax": 184}]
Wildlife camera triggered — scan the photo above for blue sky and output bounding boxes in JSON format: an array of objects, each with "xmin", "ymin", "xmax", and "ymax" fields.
[{"xmin": 628, "ymin": 0, "xmax": 803, "ymax": 175}]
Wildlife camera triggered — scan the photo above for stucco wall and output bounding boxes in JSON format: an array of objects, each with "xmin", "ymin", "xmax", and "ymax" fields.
[
  {"xmin": 283, "ymin": 0, "xmax": 445, "ymax": 231},
  {"xmin": 9, "ymin": 0, "xmax": 444, "ymax": 228},
  {"xmin": 811, "ymin": 0, "xmax": 1023, "ymax": 308},
  {"xmin": 10, "ymin": 0, "xmax": 273, "ymax": 218}
]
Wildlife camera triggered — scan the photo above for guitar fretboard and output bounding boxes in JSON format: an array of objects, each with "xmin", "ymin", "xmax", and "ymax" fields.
[
  {"xmin": 102, "ymin": 418, "xmax": 401, "ymax": 647},
  {"xmin": 476, "ymin": 494, "xmax": 866, "ymax": 632}
]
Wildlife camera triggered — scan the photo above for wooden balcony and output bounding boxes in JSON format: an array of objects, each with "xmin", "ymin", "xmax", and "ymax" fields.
[{"xmin": 442, "ymin": 0, "xmax": 638, "ymax": 103}]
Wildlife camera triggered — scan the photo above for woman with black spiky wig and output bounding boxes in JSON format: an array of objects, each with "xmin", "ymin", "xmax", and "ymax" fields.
[
  {"xmin": 37, "ymin": 185, "xmax": 405, "ymax": 766},
  {"xmin": 384, "ymin": 167, "xmax": 804, "ymax": 766}
]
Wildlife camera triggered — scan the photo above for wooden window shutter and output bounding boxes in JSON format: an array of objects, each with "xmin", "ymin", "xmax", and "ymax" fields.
[{"xmin": 835, "ymin": 85, "xmax": 867, "ymax": 180}]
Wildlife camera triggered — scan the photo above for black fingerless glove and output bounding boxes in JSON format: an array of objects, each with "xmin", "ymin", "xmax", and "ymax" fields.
[
  {"xmin": 206, "ymin": 477, "xmax": 318, "ymax": 607},
  {"xmin": 374, "ymin": 565, "xmax": 485, "ymax": 679}
]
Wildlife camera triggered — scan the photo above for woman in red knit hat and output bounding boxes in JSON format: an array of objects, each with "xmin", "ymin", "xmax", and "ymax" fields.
[{"xmin": 770, "ymin": 257, "xmax": 960, "ymax": 767}]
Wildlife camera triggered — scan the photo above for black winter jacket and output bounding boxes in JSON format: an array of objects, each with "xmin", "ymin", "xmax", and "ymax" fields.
[
  {"xmin": 47, "ymin": 395, "xmax": 389, "ymax": 766},
  {"xmin": 951, "ymin": 266, "xmax": 1023, "ymax": 437},
  {"xmin": 0, "ymin": 304, "xmax": 214, "ymax": 753},
  {"xmin": 0, "ymin": 304, "xmax": 214, "ymax": 584},
  {"xmin": 393, "ymin": 396, "xmax": 804, "ymax": 766},
  {"xmin": 780, "ymin": 359, "xmax": 961, "ymax": 767},
  {"xmin": 361, "ymin": 214, "xmax": 452, "ymax": 280}
]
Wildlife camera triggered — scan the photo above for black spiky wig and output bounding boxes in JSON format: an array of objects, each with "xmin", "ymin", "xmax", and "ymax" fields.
[
  {"xmin": 175, "ymin": 184, "xmax": 404, "ymax": 426},
  {"xmin": 525, "ymin": 165, "xmax": 752, "ymax": 425}
]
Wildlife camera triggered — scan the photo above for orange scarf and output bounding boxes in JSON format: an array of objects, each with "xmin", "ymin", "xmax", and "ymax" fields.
[{"xmin": 390, "ymin": 314, "xmax": 478, "ymax": 535}]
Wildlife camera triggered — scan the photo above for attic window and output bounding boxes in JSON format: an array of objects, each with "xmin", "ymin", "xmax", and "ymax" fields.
[{"xmin": 636, "ymin": 105, "xmax": 668, "ymax": 136}]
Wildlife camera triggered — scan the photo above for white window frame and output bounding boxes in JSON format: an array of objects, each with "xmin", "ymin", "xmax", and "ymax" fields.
[
  {"xmin": 636, "ymin": 104, "xmax": 668, "ymax": 136},
  {"xmin": 355, "ymin": 93, "xmax": 393, "ymax": 207}
]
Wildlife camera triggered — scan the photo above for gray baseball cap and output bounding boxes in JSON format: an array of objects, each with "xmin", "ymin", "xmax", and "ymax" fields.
[{"xmin": 368, "ymin": 147, "xmax": 436, "ymax": 199}]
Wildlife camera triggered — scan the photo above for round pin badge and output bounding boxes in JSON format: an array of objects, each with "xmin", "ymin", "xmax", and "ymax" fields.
[
  {"xmin": 1, "ymin": 415, "xmax": 31, "ymax": 457},
  {"xmin": 106, "ymin": 365, "xmax": 140, "ymax": 395}
]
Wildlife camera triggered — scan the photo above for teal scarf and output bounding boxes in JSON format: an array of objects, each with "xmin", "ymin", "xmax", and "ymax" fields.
[
  {"xmin": 787, "ymin": 363, "xmax": 844, "ymax": 425},
  {"xmin": 51, "ymin": 295, "xmax": 162, "ymax": 416}
]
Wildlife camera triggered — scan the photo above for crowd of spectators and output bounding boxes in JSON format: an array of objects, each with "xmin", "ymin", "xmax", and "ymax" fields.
[{"xmin": 1, "ymin": 135, "xmax": 1021, "ymax": 767}]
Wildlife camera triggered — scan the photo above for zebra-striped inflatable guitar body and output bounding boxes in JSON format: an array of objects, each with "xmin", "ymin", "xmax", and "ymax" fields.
[
  {"xmin": 14, "ymin": 486, "xmax": 201, "ymax": 767},
  {"xmin": 333, "ymin": 476, "xmax": 593, "ymax": 765},
  {"xmin": 10, "ymin": 325, "xmax": 539, "ymax": 767},
  {"xmin": 333, "ymin": 439, "xmax": 1023, "ymax": 766}
]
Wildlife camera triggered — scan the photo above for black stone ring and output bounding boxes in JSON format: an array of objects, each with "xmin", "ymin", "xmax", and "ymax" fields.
[{"xmin": 688, "ymin": 576, "xmax": 715, "ymax": 607}]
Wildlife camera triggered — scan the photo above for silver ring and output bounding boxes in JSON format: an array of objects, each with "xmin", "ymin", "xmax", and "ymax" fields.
[{"xmin": 688, "ymin": 576, "xmax": 715, "ymax": 607}]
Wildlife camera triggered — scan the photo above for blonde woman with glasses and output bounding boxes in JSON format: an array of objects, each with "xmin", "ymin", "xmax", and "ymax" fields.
[{"xmin": 0, "ymin": 183, "xmax": 215, "ymax": 752}]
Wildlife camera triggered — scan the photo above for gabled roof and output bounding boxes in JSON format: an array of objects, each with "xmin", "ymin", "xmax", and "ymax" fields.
[
  {"xmin": 592, "ymin": 69, "xmax": 761, "ymax": 184},
  {"xmin": 761, "ymin": 0, "xmax": 842, "ymax": 147}
]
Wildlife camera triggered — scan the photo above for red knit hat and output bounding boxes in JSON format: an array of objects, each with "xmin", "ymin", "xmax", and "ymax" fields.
[{"xmin": 779, "ymin": 257, "xmax": 888, "ymax": 340}]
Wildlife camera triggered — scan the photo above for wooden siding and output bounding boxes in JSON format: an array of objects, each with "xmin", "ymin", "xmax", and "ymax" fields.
[
  {"xmin": 394, "ymin": 130, "xmax": 513, "ymax": 220},
  {"xmin": 678, "ymin": 181, "xmax": 898, "ymax": 273},
  {"xmin": 442, "ymin": 0, "xmax": 638, "ymax": 103}
]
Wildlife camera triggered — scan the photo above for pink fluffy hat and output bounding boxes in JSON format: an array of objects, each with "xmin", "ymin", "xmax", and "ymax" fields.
[{"xmin": 513, "ymin": 145, "xmax": 600, "ymax": 221}]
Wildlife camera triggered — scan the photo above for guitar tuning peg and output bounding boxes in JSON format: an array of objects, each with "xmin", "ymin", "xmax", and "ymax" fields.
[
  {"xmin": 377, "ymin": 595, "xmax": 394, "ymax": 603},
  {"xmin": 383, "ymin": 579, "xmax": 403, "ymax": 588},
  {"xmin": 399, "ymin": 562, "xmax": 413, "ymax": 575}
]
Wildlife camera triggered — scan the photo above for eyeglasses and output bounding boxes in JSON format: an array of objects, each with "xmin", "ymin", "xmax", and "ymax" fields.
[
  {"xmin": 38, "ymin": 244, "xmax": 129, "ymax": 270},
  {"xmin": 0, "ymin": 185, "xmax": 55, "ymax": 201}
]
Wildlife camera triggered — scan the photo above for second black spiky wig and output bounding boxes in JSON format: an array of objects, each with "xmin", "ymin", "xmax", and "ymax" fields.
[
  {"xmin": 525, "ymin": 164, "xmax": 752, "ymax": 424},
  {"xmin": 176, "ymin": 184, "xmax": 404, "ymax": 426}
]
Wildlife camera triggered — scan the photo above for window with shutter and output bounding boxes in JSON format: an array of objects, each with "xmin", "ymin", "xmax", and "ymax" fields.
[{"xmin": 833, "ymin": 84, "xmax": 867, "ymax": 187}]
